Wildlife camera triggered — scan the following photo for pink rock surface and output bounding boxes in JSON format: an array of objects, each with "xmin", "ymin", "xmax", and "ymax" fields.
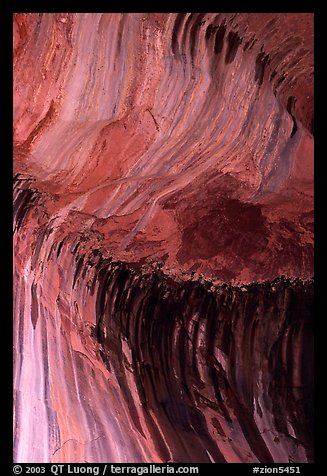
[{"xmin": 13, "ymin": 13, "xmax": 313, "ymax": 463}]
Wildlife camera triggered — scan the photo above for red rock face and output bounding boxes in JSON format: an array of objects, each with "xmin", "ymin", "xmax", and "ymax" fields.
[{"xmin": 13, "ymin": 13, "xmax": 313, "ymax": 463}]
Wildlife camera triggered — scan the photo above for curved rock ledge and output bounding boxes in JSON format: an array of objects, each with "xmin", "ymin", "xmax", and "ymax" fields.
[{"xmin": 13, "ymin": 13, "xmax": 313, "ymax": 463}]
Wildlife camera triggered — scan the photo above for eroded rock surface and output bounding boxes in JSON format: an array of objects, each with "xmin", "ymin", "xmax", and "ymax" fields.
[{"xmin": 13, "ymin": 13, "xmax": 313, "ymax": 463}]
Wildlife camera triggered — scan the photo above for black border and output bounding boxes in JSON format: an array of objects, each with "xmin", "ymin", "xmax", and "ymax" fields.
[
  {"xmin": 2, "ymin": 1, "xmax": 320, "ymax": 471},
  {"xmin": 1, "ymin": 2, "xmax": 14, "ymax": 467}
]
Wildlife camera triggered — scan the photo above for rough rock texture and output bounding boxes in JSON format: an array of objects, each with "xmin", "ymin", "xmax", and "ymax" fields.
[{"xmin": 13, "ymin": 13, "xmax": 313, "ymax": 463}]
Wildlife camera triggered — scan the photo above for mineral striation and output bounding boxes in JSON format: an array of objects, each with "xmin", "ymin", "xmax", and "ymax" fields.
[{"xmin": 13, "ymin": 13, "xmax": 313, "ymax": 463}]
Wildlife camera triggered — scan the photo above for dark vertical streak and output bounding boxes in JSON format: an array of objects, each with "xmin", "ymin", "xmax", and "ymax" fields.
[
  {"xmin": 91, "ymin": 253, "xmax": 313, "ymax": 462},
  {"xmin": 225, "ymin": 31, "xmax": 242, "ymax": 64},
  {"xmin": 171, "ymin": 13, "xmax": 186, "ymax": 56}
]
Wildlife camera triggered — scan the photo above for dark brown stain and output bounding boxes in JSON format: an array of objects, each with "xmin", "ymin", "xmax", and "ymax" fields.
[
  {"xmin": 176, "ymin": 197, "xmax": 267, "ymax": 264},
  {"xmin": 90, "ymin": 252, "xmax": 313, "ymax": 462}
]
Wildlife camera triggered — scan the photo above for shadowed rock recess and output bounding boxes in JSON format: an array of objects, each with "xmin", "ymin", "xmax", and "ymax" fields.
[{"xmin": 13, "ymin": 13, "xmax": 313, "ymax": 463}]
